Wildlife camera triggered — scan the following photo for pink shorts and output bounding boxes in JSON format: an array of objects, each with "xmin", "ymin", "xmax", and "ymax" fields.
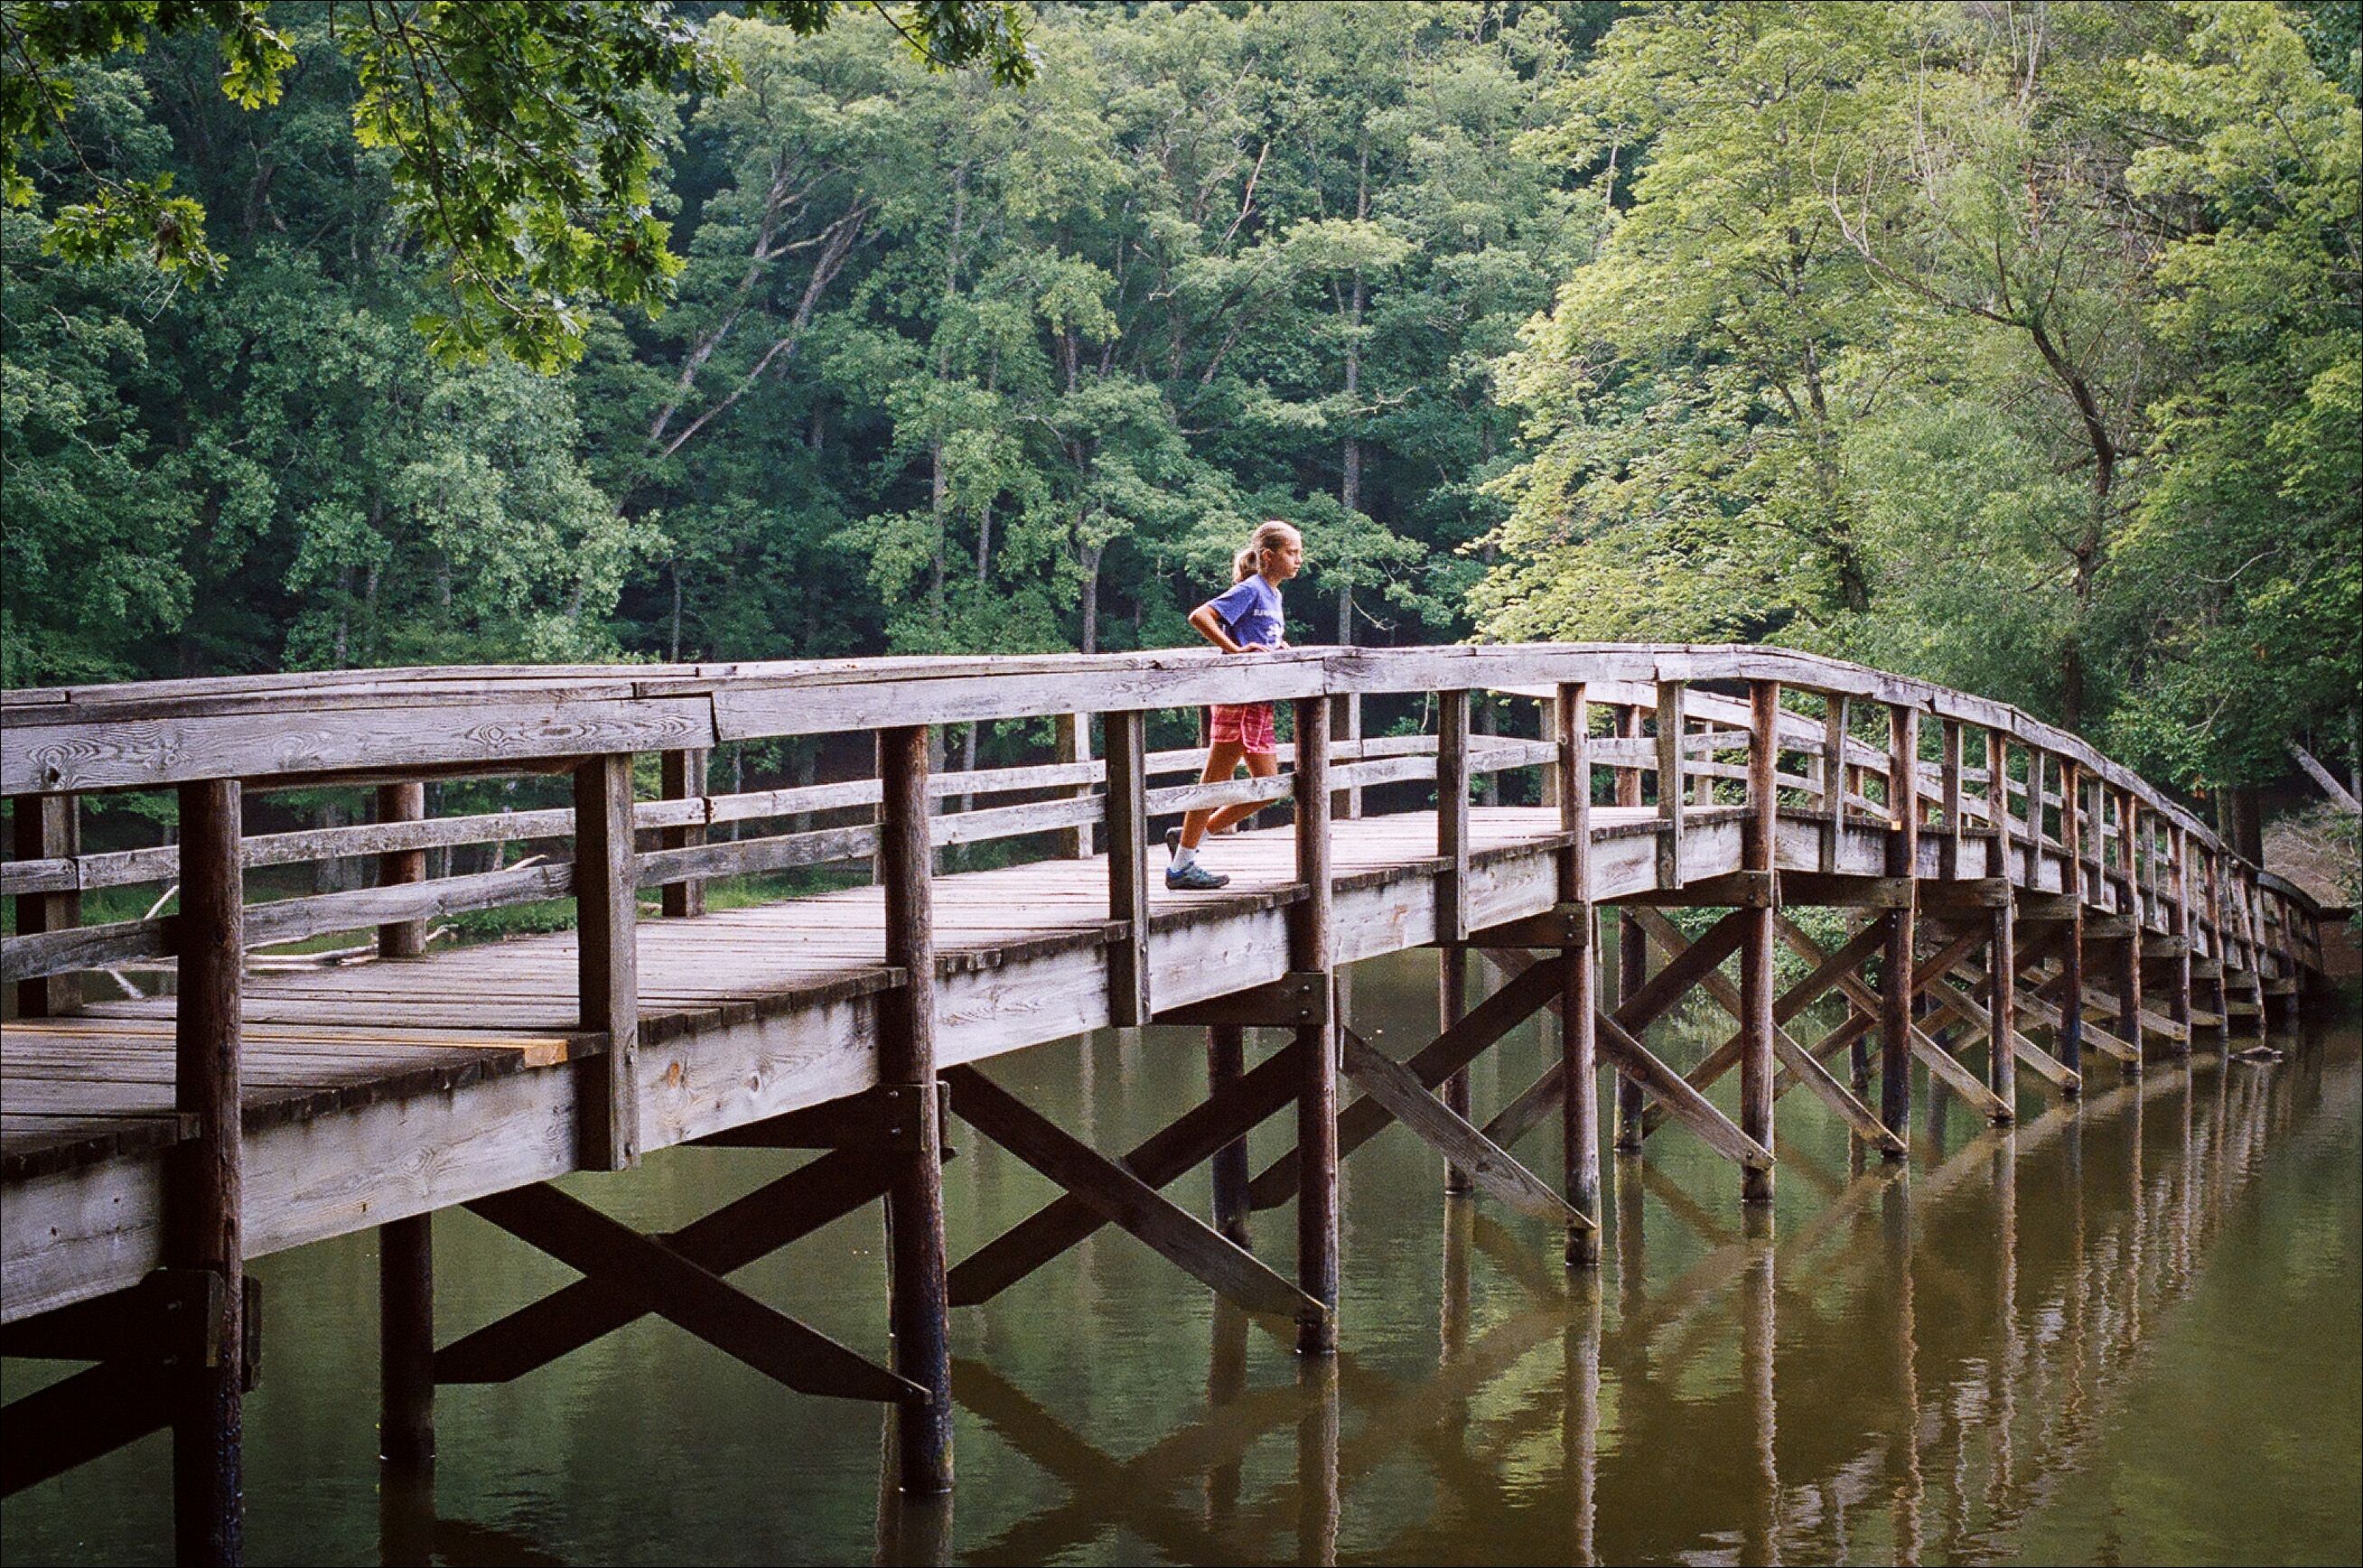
[{"xmin": 1209, "ymin": 702, "xmax": 1276, "ymax": 755}]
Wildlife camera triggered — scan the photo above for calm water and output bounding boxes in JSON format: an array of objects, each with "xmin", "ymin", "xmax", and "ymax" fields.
[{"xmin": 5, "ymin": 951, "xmax": 2358, "ymax": 1565}]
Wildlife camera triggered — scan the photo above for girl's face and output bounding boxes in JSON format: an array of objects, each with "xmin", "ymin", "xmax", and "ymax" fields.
[{"xmin": 1260, "ymin": 536, "xmax": 1303, "ymax": 582}]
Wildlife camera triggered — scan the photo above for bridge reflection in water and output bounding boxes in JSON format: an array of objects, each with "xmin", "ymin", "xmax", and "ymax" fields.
[{"xmin": 825, "ymin": 1031, "xmax": 2345, "ymax": 1567}]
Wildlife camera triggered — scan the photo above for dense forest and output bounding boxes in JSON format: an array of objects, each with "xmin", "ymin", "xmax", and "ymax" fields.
[{"xmin": 4, "ymin": 1, "xmax": 2358, "ymax": 821}]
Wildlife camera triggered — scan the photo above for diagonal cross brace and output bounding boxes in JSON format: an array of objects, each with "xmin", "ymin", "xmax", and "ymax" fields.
[
  {"xmin": 1625, "ymin": 918, "xmax": 1889, "ymax": 1138},
  {"xmin": 1470, "ymin": 979, "xmax": 1772, "ymax": 1170},
  {"xmin": 1917, "ymin": 963, "xmax": 2080, "ymax": 1091},
  {"xmin": 1337, "ymin": 1029, "xmax": 1590, "ymax": 1227},
  {"xmin": 1773, "ymin": 916, "xmax": 2012, "ymax": 1119},
  {"xmin": 1625, "ymin": 908, "xmax": 1903, "ymax": 1154},
  {"xmin": 943, "ymin": 1065, "xmax": 1325, "ymax": 1325},
  {"xmin": 438, "ymin": 1147, "xmax": 903, "ymax": 1385},
  {"xmin": 462, "ymin": 1182, "xmax": 925, "ymax": 1405},
  {"xmin": 947, "ymin": 1038, "xmax": 1305, "ymax": 1306},
  {"xmin": 1246, "ymin": 954, "xmax": 1573, "ymax": 1210}
]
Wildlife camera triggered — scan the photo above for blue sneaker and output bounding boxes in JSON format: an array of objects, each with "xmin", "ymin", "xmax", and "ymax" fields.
[{"xmin": 1165, "ymin": 860, "xmax": 1230, "ymax": 891}]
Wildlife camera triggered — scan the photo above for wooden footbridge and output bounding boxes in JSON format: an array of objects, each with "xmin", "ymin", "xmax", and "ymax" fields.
[{"xmin": 0, "ymin": 645, "xmax": 2339, "ymax": 1562}]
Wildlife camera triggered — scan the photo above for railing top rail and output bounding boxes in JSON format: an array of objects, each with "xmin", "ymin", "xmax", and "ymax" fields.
[{"xmin": 0, "ymin": 643, "xmax": 2316, "ymax": 908}]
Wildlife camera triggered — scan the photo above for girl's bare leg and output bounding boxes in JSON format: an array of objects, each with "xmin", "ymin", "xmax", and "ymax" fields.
[
  {"xmin": 1206, "ymin": 750, "xmax": 1280, "ymax": 835},
  {"xmin": 1182, "ymin": 740, "xmax": 1250, "ymax": 849}
]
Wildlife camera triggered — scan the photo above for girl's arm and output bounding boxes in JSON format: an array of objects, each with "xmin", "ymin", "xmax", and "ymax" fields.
[{"xmin": 1188, "ymin": 602, "xmax": 1249, "ymax": 654}]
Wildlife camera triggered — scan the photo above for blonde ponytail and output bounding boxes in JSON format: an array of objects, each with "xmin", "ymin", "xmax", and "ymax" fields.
[{"xmin": 1233, "ymin": 519, "xmax": 1302, "ymax": 583}]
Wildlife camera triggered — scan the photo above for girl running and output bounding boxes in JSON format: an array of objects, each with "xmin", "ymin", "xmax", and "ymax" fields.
[{"xmin": 1166, "ymin": 519, "xmax": 1303, "ymax": 890}]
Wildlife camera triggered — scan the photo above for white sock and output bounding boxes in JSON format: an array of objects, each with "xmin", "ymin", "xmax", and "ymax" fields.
[{"xmin": 1176, "ymin": 844, "xmax": 1200, "ymax": 868}]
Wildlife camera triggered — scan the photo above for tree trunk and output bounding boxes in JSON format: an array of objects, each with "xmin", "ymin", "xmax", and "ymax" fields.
[
  {"xmin": 1337, "ymin": 147, "xmax": 1368, "ymax": 653},
  {"xmin": 929, "ymin": 436, "xmax": 948, "ymax": 621},
  {"xmin": 1079, "ymin": 538, "xmax": 1104, "ymax": 656},
  {"xmin": 2229, "ymin": 787, "xmax": 2264, "ymax": 863},
  {"xmin": 668, "ymin": 561, "xmax": 684, "ymax": 663}
]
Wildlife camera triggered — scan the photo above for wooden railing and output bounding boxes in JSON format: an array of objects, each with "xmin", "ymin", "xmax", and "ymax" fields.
[{"xmin": 2, "ymin": 645, "xmax": 2331, "ymax": 995}]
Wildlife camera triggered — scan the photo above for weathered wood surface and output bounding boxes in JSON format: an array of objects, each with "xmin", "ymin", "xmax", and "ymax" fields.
[{"xmin": 2, "ymin": 727, "xmax": 2333, "ymax": 1328}]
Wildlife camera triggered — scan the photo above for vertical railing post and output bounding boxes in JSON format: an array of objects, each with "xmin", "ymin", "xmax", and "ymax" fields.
[
  {"xmin": 1557, "ymin": 681, "xmax": 1599, "ymax": 1265},
  {"xmin": 2168, "ymin": 824, "xmax": 2193, "ymax": 1054},
  {"xmin": 2246, "ymin": 880, "xmax": 2270, "ymax": 1046},
  {"xmin": 1615, "ymin": 704, "xmax": 1648, "ymax": 1150},
  {"xmin": 1819, "ymin": 696, "xmax": 1847, "ymax": 873},
  {"xmin": 1879, "ymin": 703, "xmax": 1919, "ymax": 1154},
  {"xmin": 375, "ymin": 782, "xmax": 428, "ymax": 958},
  {"xmin": 2117, "ymin": 789, "xmax": 2144, "ymax": 1074},
  {"xmin": 573, "ymin": 754, "xmax": 640, "ymax": 1171},
  {"xmin": 1985, "ymin": 729, "xmax": 2018, "ymax": 1108},
  {"xmin": 658, "ymin": 748, "xmax": 708, "ymax": 919},
  {"xmin": 1939, "ymin": 720, "xmax": 1964, "ymax": 882},
  {"xmin": 1538, "ymin": 695, "xmax": 1560, "ymax": 811},
  {"xmin": 1435, "ymin": 689, "xmax": 1471, "ymax": 945},
  {"xmin": 172, "ymin": 778, "xmax": 245, "ymax": 1566},
  {"xmin": 1741, "ymin": 680, "xmax": 1779, "ymax": 1205},
  {"xmin": 11, "ymin": 790, "xmax": 81, "ymax": 1015},
  {"xmin": 1104, "ymin": 709, "xmax": 1150, "ymax": 1027},
  {"xmin": 2202, "ymin": 846, "xmax": 2226, "ymax": 1032},
  {"xmin": 1330, "ymin": 691, "xmax": 1363, "ymax": 820},
  {"xmin": 878, "ymin": 723, "xmax": 954, "ymax": 1490},
  {"xmin": 1053, "ymin": 714, "xmax": 1093, "ymax": 859},
  {"xmin": 1289, "ymin": 695, "xmax": 1338, "ymax": 1354},
  {"xmin": 1655, "ymin": 680, "xmax": 1685, "ymax": 890},
  {"xmin": 2058, "ymin": 760, "xmax": 2085, "ymax": 1078},
  {"xmin": 1983, "ymin": 730, "xmax": 2011, "ymax": 879}
]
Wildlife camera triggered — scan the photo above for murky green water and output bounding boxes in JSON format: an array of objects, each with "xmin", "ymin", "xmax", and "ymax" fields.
[{"xmin": 6, "ymin": 951, "xmax": 2359, "ymax": 1565}]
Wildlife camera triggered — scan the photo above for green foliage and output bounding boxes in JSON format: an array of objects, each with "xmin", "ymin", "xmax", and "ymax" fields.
[
  {"xmin": 1482, "ymin": 0, "xmax": 2358, "ymax": 796},
  {"xmin": 5, "ymin": 0, "xmax": 2352, "ymax": 830},
  {"xmin": 2, "ymin": 0, "xmax": 1032, "ymax": 367}
]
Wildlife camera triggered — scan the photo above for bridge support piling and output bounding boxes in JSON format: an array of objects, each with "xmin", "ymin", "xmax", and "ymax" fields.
[
  {"xmin": 1740, "ymin": 680, "xmax": 1779, "ymax": 1206},
  {"xmin": 1613, "ymin": 704, "xmax": 1648, "ymax": 1153},
  {"xmin": 1438, "ymin": 949, "xmax": 1471, "ymax": 1194},
  {"xmin": 1557, "ymin": 682, "xmax": 1601, "ymax": 1265},
  {"xmin": 1289, "ymin": 696, "xmax": 1339, "ymax": 1353},
  {"xmin": 2116, "ymin": 791, "xmax": 2144, "ymax": 1077},
  {"xmin": 1436, "ymin": 688, "xmax": 1472, "ymax": 1196},
  {"xmin": 172, "ymin": 778, "xmax": 246, "ymax": 1567},
  {"xmin": 879, "ymin": 724, "xmax": 955, "ymax": 1490},
  {"xmin": 1985, "ymin": 731, "xmax": 2019, "ymax": 1111},
  {"xmin": 1879, "ymin": 705, "xmax": 1919, "ymax": 1157},
  {"xmin": 1207, "ymin": 1023, "xmax": 1253, "ymax": 1244},
  {"xmin": 378, "ymin": 1214, "xmax": 434, "ymax": 1474},
  {"xmin": 2059, "ymin": 762, "xmax": 2086, "ymax": 1079}
]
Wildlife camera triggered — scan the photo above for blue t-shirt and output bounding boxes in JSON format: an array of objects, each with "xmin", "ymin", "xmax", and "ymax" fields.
[{"xmin": 1207, "ymin": 574, "xmax": 1284, "ymax": 651}]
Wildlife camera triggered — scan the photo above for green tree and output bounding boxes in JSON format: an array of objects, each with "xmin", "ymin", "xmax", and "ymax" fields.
[
  {"xmin": 1476, "ymin": 2, "xmax": 1895, "ymax": 644},
  {"xmin": 2103, "ymin": 1, "xmax": 2360, "ymax": 790},
  {"xmin": 1, "ymin": 0, "xmax": 1033, "ymax": 368}
]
